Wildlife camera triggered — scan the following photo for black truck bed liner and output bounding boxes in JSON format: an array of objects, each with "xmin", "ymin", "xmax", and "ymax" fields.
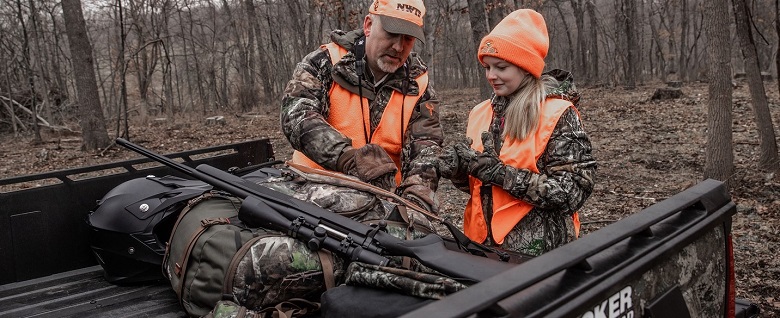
[{"xmin": 0, "ymin": 266, "xmax": 183, "ymax": 318}]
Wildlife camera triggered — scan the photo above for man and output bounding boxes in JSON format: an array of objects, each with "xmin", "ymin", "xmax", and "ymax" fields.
[{"xmin": 281, "ymin": 0, "xmax": 442, "ymax": 213}]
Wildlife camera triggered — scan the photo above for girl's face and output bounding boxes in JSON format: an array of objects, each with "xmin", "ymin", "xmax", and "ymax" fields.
[{"xmin": 482, "ymin": 56, "xmax": 529, "ymax": 96}]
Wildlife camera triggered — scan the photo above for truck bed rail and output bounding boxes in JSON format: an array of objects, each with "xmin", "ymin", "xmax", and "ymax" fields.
[{"xmin": 404, "ymin": 179, "xmax": 737, "ymax": 318}]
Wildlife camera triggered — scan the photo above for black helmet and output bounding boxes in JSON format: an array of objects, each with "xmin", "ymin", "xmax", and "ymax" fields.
[{"xmin": 87, "ymin": 175, "xmax": 210, "ymax": 284}]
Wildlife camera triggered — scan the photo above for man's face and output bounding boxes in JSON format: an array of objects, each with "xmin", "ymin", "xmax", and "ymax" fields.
[{"xmin": 363, "ymin": 15, "xmax": 416, "ymax": 78}]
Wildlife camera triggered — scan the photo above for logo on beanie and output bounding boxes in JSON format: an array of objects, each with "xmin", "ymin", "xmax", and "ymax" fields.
[
  {"xmin": 397, "ymin": 4, "xmax": 422, "ymax": 17},
  {"xmin": 480, "ymin": 41, "xmax": 498, "ymax": 54},
  {"xmin": 374, "ymin": 0, "xmax": 379, "ymax": 11}
]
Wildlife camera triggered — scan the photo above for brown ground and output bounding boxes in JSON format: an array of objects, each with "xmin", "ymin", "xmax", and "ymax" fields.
[{"xmin": 1, "ymin": 82, "xmax": 779, "ymax": 316}]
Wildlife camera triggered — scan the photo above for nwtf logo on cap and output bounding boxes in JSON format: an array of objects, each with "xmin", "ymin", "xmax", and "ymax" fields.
[
  {"xmin": 371, "ymin": 0, "xmax": 425, "ymax": 21},
  {"xmin": 396, "ymin": 3, "xmax": 422, "ymax": 17}
]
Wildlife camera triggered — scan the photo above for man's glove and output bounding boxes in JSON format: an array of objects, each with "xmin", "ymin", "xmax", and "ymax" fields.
[
  {"xmin": 337, "ymin": 144, "xmax": 397, "ymax": 192},
  {"xmin": 397, "ymin": 175, "xmax": 439, "ymax": 215},
  {"xmin": 468, "ymin": 131, "xmax": 506, "ymax": 186}
]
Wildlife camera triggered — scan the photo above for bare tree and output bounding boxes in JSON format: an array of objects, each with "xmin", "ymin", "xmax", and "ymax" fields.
[
  {"xmin": 14, "ymin": 0, "xmax": 43, "ymax": 142},
  {"xmin": 733, "ymin": 0, "xmax": 780, "ymax": 173},
  {"xmin": 678, "ymin": 0, "xmax": 689, "ymax": 80},
  {"xmin": 585, "ymin": 0, "xmax": 599, "ymax": 82},
  {"xmin": 62, "ymin": 0, "xmax": 110, "ymax": 150},
  {"xmin": 244, "ymin": 0, "xmax": 273, "ymax": 108},
  {"xmin": 486, "ymin": 0, "xmax": 508, "ymax": 29},
  {"xmin": 467, "ymin": 0, "xmax": 492, "ymax": 99},
  {"xmin": 620, "ymin": 0, "xmax": 638, "ymax": 88},
  {"xmin": 777, "ymin": 0, "xmax": 780, "ymax": 95},
  {"xmin": 702, "ymin": 0, "xmax": 734, "ymax": 186},
  {"xmin": 570, "ymin": 0, "xmax": 587, "ymax": 77}
]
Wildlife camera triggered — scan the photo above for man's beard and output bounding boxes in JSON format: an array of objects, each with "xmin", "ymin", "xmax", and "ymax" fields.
[{"xmin": 377, "ymin": 54, "xmax": 404, "ymax": 74}]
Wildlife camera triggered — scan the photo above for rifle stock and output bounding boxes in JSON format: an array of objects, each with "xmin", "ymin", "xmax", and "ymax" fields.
[{"xmin": 116, "ymin": 138, "xmax": 515, "ymax": 283}]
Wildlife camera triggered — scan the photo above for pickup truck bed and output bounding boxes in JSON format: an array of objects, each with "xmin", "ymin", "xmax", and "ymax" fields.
[
  {"xmin": 0, "ymin": 139, "xmax": 273, "ymax": 318},
  {"xmin": 0, "ymin": 139, "xmax": 761, "ymax": 318},
  {"xmin": 0, "ymin": 265, "xmax": 759, "ymax": 318},
  {"xmin": 0, "ymin": 266, "xmax": 182, "ymax": 318}
]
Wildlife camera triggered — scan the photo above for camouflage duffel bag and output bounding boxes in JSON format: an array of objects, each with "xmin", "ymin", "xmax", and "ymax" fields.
[{"xmin": 165, "ymin": 166, "xmax": 437, "ymax": 317}]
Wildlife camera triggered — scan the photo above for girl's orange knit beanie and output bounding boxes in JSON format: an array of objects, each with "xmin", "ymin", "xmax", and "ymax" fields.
[{"xmin": 478, "ymin": 9, "xmax": 549, "ymax": 78}]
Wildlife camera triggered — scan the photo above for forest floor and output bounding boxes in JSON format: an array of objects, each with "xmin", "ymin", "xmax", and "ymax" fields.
[{"xmin": 1, "ymin": 81, "xmax": 779, "ymax": 316}]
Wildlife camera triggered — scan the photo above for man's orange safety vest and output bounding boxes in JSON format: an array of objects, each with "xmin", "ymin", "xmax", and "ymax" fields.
[
  {"xmin": 291, "ymin": 42, "xmax": 428, "ymax": 184},
  {"xmin": 464, "ymin": 98, "xmax": 580, "ymax": 245}
]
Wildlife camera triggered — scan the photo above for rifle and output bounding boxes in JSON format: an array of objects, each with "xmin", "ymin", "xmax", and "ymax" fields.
[{"xmin": 116, "ymin": 138, "xmax": 515, "ymax": 283}]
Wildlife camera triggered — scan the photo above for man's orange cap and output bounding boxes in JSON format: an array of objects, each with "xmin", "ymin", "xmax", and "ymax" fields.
[{"xmin": 369, "ymin": 0, "xmax": 426, "ymax": 43}]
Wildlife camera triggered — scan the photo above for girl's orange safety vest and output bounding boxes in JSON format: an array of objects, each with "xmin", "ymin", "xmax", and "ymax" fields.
[
  {"xmin": 464, "ymin": 98, "xmax": 580, "ymax": 245},
  {"xmin": 291, "ymin": 42, "xmax": 428, "ymax": 184}
]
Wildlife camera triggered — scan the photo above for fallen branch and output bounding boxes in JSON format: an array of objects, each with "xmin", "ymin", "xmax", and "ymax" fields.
[
  {"xmin": 99, "ymin": 140, "xmax": 117, "ymax": 156},
  {"xmin": 1, "ymin": 98, "xmax": 27, "ymax": 131},
  {"xmin": 0, "ymin": 95, "xmax": 51, "ymax": 127}
]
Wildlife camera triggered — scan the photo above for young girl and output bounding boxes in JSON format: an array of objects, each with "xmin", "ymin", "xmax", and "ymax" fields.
[{"xmin": 439, "ymin": 9, "xmax": 596, "ymax": 256}]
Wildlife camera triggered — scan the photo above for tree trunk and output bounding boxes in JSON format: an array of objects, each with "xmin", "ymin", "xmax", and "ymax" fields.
[
  {"xmin": 118, "ymin": 0, "xmax": 129, "ymax": 139},
  {"xmin": 485, "ymin": 0, "xmax": 507, "ymax": 29},
  {"xmin": 46, "ymin": 6, "xmax": 68, "ymax": 108},
  {"xmin": 732, "ymin": 0, "xmax": 780, "ymax": 173},
  {"xmin": 622, "ymin": 0, "xmax": 638, "ymax": 88},
  {"xmin": 678, "ymin": 0, "xmax": 689, "ymax": 80},
  {"xmin": 467, "ymin": 0, "xmax": 492, "ymax": 99},
  {"xmin": 28, "ymin": 0, "xmax": 54, "ymax": 125},
  {"xmin": 551, "ymin": 0, "xmax": 575, "ymax": 72},
  {"xmin": 245, "ymin": 0, "xmax": 274, "ymax": 109},
  {"xmin": 221, "ymin": 0, "xmax": 254, "ymax": 112},
  {"xmin": 62, "ymin": 0, "xmax": 111, "ymax": 151},
  {"xmin": 648, "ymin": 1, "xmax": 667, "ymax": 82},
  {"xmin": 586, "ymin": 0, "xmax": 599, "ymax": 82},
  {"xmin": 702, "ymin": 0, "xmax": 734, "ymax": 187},
  {"xmin": 777, "ymin": 0, "xmax": 780, "ymax": 96},
  {"xmin": 15, "ymin": 0, "xmax": 42, "ymax": 143},
  {"xmin": 570, "ymin": 0, "xmax": 586, "ymax": 77},
  {"xmin": 160, "ymin": 1, "xmax": 175, "ymax": 118},
  {"xmin": 176, "ymin": 7, "xmax": 195, "ymax": 112}
]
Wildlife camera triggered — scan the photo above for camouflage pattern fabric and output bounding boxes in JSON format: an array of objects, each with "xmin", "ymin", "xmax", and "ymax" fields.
[
  {"xmin": 344, "ymin": 262, "xmax": 468, "ymax": 300},
  {"xmin": 545, "ymin": 68, "xmax": 581, "ymax": 107},
  {"xmin": 449, "ymin": 70, "xmax": 596, "ymax": 256},
  {"xmin": 206, "ymin": 299, "xmax": 320, "ymax": 318},
  {"xmin": 280, "ymin": 29, "xmax": 443, "ymax": 196},
  {"xmin": 207, "ymin": 300, "xmax": 263, "ymax": 318},
  {"xmin": 226, "ymin": 168, "xmax": 438, "ymax": 310},
  {"xmin": 230, "ymin": 234, "xmax": 342, "ymax": 309}
]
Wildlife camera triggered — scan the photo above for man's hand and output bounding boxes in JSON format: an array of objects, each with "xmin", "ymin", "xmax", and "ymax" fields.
[
  {"xmin": 397, "ymin": 175, "xmax": 439, "ymax": 215},
  {"xmin": 468, "ymin": 132, "xmax": 506, "ymax": 186},
  {"xmin": 337, "ymin": 144, "xmax": 397, "ymax": 192}
]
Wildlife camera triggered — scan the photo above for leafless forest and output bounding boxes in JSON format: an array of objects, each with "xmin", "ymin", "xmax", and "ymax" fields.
[
  {"xmin": 2, "ymin": 0, "xmax": 780, "ymax": 316},
  {"xmin": 3, "ymin": 0, "xmax": 779, "ymax": 140}
]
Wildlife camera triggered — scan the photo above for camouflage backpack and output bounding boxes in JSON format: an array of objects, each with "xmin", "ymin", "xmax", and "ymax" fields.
[{"xmin": 164, "ymin": 166, "xmax": 436, "ymax": 317}]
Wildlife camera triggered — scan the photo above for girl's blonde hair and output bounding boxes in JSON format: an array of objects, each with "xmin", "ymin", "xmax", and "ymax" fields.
[{"xmin": 503, "ymin": 74, "xmax": 558, "ymax": 140}]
